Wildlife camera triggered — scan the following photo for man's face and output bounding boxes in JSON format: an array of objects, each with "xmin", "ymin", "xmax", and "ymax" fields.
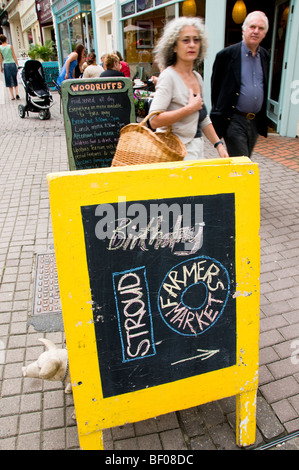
[{"xmin": 243, "ymin": 14, "xmax": 267, "ymax": 51}]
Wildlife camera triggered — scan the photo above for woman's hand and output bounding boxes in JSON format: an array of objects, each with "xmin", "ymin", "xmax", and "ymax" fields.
[
  {"xmin": 216, "ymin": 143, "xmax": 229, "ymax": 158},
  {"xmin": 150, "ymin": 75, "xmax": 158, "ymax": 86},
  {"xmin": 186, "ymin": 89, "xmax": 203, "ymax": 113},
  {"xmin": 202, "ymin": 124, "xmax": 230, "ymax": 158},
  {"xmin": 150, "ymin": 89, "xmax": 204, "ymax": 129}
]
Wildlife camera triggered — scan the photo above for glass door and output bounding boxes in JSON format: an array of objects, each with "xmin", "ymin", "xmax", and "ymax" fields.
[{"xmin": 268, "ymin": 0, "xmax": 290, "ymax": 125}]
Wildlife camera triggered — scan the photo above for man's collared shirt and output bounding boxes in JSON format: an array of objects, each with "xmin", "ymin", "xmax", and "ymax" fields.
[{"xmin": 236, "ymin": 41, "xmax": 264, "ymax": 114}]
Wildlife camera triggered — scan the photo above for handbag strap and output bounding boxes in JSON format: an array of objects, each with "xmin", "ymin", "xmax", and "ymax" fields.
[{"xmin": 139, "ymin": 111, "xmax": 172, "ymax": 134}]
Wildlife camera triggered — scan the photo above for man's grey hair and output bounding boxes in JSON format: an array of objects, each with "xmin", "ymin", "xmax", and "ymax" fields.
[
  {"xmin": 153, "ymin": 16, "xmax": 208, "ymax": 71},
  {"xmin": 242, "ymin": 11, "xmax": 269, "ymax": 33}
]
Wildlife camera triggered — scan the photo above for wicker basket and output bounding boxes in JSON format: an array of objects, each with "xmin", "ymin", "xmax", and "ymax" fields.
[{"xmin": 111, "ymin": 111, "xmax": 186, "ymax": 167}]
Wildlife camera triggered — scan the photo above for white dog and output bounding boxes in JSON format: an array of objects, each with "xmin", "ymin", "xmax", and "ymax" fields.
[{"xmin": 22, "ymin": 338, "xmax": 72, "ymax": 394}]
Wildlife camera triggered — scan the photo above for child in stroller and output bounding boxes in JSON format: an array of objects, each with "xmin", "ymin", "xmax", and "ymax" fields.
[{"xmin": 18, "ymin": 60, "xmax": 54, "ymax": 120}]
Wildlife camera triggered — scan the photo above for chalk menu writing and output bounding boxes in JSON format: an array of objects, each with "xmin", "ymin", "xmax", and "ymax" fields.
[
  {"xmin": 81, "ymin": 194, "xmax": 237, "ymax": 398},
  {"xmin": 61, "ymin": 78, "xmax": 134, "ymax": 170}
]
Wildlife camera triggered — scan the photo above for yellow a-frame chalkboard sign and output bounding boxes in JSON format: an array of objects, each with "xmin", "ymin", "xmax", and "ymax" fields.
[{"xmin": 48, "ymin": 157, "xmax": 260, "ymax": 450}]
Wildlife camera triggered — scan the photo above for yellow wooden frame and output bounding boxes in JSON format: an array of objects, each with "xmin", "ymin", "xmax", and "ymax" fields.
[{"xmin": 47, "ymin": 157, "xmax": 260, "ymax": 450}]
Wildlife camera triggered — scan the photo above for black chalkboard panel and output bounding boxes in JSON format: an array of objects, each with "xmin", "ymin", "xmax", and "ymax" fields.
[
  {"xmin": 61, "ymin": 78, "xmax": 135, "ymax": 170},
  {"xmin": 81, "ymin": 194, "xmax": 236, "ymax": 398}
]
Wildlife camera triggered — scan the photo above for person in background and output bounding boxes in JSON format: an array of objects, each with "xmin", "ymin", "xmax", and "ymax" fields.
[
  {"xmin": 57, "ymin": 44, "xmax": 85, "ymax": 85},
  {"xmin": 100, "ymin": 53, "xmax": 125, "ymax": 78},
  {"xmin": 74, "ymin": 62, "xmax": 83, "ymax": 79},
  {"xmin": 100, "ymin": 53, "xmax": 107, "ymax": 69},
  {"xmin": 83, "ymin": 52, "xmax": 104, "ymax": 78},
  {"xmin": 210, "ymin": 11, "xmax": 270, "ymax": 157},
  {"xmin": 114, "ymin": 51, "xmax": 131, "ymax": 78},
  {"xmin": 0, "ymin": 34, "xmax": 19, "ymax": 100},
  {"xmin": 149, "ymin": 17, "xmax": 229, "ymax": 160}
]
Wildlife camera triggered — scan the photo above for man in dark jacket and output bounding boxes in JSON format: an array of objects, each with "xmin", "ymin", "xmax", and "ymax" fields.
[{"xmin": 210, "ymin": 11, "xmax": 270, "ymax": 157}]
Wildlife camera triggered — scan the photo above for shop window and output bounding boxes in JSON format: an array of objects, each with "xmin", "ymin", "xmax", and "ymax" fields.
[
  {"xmin": 59, "ymin": 20, "xmax": 70, "ymax": 62},
  {"xmin": 27, "ymin": 28, "xmax": 33, "ymax": 45},
  {"xmin": 123, "ymin": 4, "xmax": 175, "ymax": 80},
  {"xmin": 82, "ymin": 12, "xmax": 94, "ymax": 52},
  {"xmin": 123, "ymin": 0, "xmax": 206, "ymax": 79},
  {"xmin": 69, "ymin": 15, "xmax": 83, "ymax": 50},
  {"xmin": 122, "ymin": 1, "xmax": 135, "ymax": 17},
  {"xmin": 155, "ymin": 0, "xmax": 173, "ymax": 4},
  {"xmin": 137, "ymin": 0, "xmax": 153, "ymax": 12},
  {"xmin": 179, "ymin": 0, "xmax": 205, "ymax": 19}
]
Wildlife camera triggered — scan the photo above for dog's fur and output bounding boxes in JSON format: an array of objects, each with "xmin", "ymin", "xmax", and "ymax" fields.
[{"xmin": 22, "ymin": 338, "xmax": 72, "ymax": 394}]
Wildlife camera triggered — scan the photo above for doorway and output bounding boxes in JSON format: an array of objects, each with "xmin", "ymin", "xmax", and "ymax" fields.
[
  {"xmin": 99, "ymin": 16, "xmax": 114, "ymax": 54},
  {"xmin": 267, "ymin": 0, "xmax": 290, "ymax": 126}
]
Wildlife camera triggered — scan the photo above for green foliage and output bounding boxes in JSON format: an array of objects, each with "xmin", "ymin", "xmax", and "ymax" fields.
[
  {"xmin": 28, "ymin": 44, "xmax": 39, "ymax": 60},
  {"xmin": 27, "ymin": 40, "xmax": 54, "ymax": 62}
]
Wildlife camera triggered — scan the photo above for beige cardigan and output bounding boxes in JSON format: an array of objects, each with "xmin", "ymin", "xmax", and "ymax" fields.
[{"xmin": 149, "ymin": 66, "xmax": 211, "ymax": 144}]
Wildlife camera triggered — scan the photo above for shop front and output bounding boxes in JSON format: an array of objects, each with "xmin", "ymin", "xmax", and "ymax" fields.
[
  {"xmin": 19, "ymin": 0, "xmax": 40, "ymax": 49},
  {"xmin": 36, "ymin": 0, "xmax": 55, "ymax": 46},
  {"xmin": 1, "ymin": 0, "xmax": 25, "ymax": 57},
  {"xmin": 115, "ymin": 0, "xmax": 226, "ymax": 105},
  {"xmin": 117, "ymin": 0, "xmax": 206, "ymax": 81},
  {"xmin": 51, "ymin": 0, "xmax": 95, "ymax": 67}
]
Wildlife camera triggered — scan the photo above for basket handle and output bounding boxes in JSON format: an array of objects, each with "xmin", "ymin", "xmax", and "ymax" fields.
[{"xmin": 139, "ymin": 111, "xmax": 172, "ymax": 134}]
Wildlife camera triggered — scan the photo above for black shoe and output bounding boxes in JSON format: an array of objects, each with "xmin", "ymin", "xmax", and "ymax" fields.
[{"xmin": 16, "ymin": 95, "xmax": 20, "ymax": 100}]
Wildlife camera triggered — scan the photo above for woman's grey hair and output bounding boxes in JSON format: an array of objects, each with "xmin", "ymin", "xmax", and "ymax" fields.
[
  {"xmin": 242, "ymin": 11, "xmax": 269, "ymax": 33},
  {"xmin": 153, "ymin": 16, "xmax": 208, "ymax": 70}
]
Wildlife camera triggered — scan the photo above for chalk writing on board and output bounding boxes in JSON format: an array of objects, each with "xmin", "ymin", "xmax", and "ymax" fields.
[
  {"xmin": 95, "ymin": 198, "xmax": 204, "ymax": 255},
  {"xmin": 81, "ymin": 193, "xmax": 236, "ymax": 398},
  {"xmin": 171, "ymin": 348, "xmax": 220, "ymax": 365},
  {"xmin": 70, "ymin": 81, "xmax": 124, "ymax": 93},
  {"xmin": 158, "ymin": 256, "xmax": 230, "ymax": 336},
  {"xmin": 65, "ymin": 80, "xmax": 132, "ymax": 169},
  {"xmin": 112, "ymin": 267, "xmax": 156, "ymax": 362}
]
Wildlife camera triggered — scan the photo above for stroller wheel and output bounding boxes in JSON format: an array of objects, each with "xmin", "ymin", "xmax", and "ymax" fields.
[
  {"xmin": 39, "ymin": 110, "xmax": 47, "ymax": 120},
  {"xmin": 39, "ymin": 110, "xmax": 51, "ymax": 120},
  {"xmin": 18, "ymin": 105, "xmax": 25, "ymax": 119}
]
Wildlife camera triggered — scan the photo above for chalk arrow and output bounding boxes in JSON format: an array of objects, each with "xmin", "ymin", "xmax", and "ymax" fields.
[{"xmin": 171, "ymin": 349, "xmax": 220, "ymax": 366}]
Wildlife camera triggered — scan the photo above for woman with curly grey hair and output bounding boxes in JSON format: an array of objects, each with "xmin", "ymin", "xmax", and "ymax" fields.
[{"xmin": 150, "ymin": 17, "xmax": 228, "ymax": 160}]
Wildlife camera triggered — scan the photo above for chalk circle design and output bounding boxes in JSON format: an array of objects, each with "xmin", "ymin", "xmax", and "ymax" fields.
[{"xmin": 158, "ymin": 256, "xmax": 230, "ymax": 336}]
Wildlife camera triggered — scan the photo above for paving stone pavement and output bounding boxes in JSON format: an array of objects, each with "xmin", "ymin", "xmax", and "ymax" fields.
[{"xmin": 0, "ymin": 73, "xmax": 299, "ymax": 451}]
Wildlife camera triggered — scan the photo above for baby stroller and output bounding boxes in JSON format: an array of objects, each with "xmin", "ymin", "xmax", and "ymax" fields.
[{"xmin": 18, "ymin": 60, "xmax": 54, "ymax": 120}]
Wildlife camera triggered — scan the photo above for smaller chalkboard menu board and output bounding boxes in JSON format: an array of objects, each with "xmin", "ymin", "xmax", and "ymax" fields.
[{"xmin": 61, "ymin": 78, "xmax": 135, "ymax": 170}]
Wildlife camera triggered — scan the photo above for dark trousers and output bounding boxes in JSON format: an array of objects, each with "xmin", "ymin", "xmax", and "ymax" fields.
[{"xmin": 224, "ymin": 113, "xmax": 258, "ymax": 158}]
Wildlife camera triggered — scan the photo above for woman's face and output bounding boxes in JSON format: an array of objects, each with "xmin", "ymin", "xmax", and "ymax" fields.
[
  {"xmin": 114, "ymin": 60, "xmax": 121, "ymax": 71},
  {"xmin": 174, "ymin": 25, "xmax": 201, "ymax": 64}
]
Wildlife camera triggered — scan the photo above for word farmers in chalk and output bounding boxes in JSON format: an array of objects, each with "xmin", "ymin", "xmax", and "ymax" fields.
[
  {"xmin": 95, "ymin": 197, "xmax": 204, "ymax": 255},
  {"xmin": 113, "ymin": 268, "xmax": 156, "ymax": 362},
  {"xmin": 158, "ymin": 256, "xmax": 230, "ymax": 336}
]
